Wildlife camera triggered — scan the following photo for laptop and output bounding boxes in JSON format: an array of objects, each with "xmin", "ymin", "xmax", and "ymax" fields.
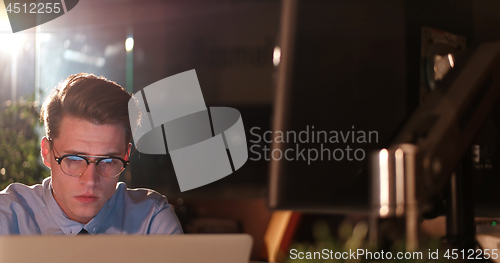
[{"xmin": 0, "ymin": 234, "xmax": 253, "ymax": 263}]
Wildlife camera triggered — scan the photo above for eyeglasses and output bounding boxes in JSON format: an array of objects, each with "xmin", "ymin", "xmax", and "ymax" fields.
[{"xmin": 49, "ymin": 140, "xmax": 129, "ymax": 178}]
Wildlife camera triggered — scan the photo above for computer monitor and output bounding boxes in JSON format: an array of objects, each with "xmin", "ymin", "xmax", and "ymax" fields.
[
  {"xmin": 269, "ymin": 0, "xmax": 405, "ymax": 213},
  {"xmin": 268, "ymin": 0, "xmax": 480, "ymax": 214}
]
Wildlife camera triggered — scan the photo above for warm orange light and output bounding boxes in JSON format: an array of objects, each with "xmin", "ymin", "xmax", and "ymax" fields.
[{"xmin": 448, "ymin": 53, "xmax": 455, "ymax": 68}]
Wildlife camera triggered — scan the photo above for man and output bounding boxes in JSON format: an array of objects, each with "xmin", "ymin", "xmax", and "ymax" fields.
[{"xmin": 0, "ymin": 73, "xmax": 183, "ymax": 235}]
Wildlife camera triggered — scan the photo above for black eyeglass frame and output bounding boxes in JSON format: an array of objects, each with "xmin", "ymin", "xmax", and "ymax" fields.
[{"xmin": 48, "ymin": 139, "xmax": 129, "ymax": 178}]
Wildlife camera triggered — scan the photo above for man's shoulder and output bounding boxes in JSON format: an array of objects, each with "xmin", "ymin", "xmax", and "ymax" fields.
[
  {"xmin": 103, "ymin": 183, "xmax": 182, "ymax": 234},
  {"xmin": 115, "ymin": 182, "xmax": 169, "ymax": 208},
  {"xmin": 0, "ymin": 181, "xmax": 47, "ymax": 219},
  {"xmin": 0, "ymin": 182, "xmax": 45, "ymax": 204}
]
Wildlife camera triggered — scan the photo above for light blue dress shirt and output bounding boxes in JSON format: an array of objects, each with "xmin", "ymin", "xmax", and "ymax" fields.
[{"xmin": 0, "ymin": 177, "xmax": 183, "ymax": 235}]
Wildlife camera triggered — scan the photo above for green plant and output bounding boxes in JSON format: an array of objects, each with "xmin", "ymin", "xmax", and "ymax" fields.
[
  {"xmin": 0, "ymin": 96, "xmax": 50, "ymax": 189},
  {"xmin": 283, "ymin": 220, "xmax": 445, "ymax": 263}
]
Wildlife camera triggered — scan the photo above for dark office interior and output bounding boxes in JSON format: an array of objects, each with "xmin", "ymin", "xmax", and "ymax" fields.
[{"xmin": 2, "ymin": 0, "xmax": 500, "ymax": 262}]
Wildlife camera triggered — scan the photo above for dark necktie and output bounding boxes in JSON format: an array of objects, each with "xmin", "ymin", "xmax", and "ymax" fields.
[{"xmin": 78, "ymin": 228, "xmax": 89, "ymax": 235}]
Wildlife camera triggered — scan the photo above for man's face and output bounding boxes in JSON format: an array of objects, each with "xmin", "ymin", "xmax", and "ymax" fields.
[{"xmin": 41, "ymin": 116, "xmax": 130, "ymax": 224}]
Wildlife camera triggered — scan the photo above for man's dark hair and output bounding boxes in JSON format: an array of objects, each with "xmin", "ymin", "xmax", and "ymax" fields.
[{"xmin": 40, "ymin": 73, "xmax": 132, "ymax": 145}]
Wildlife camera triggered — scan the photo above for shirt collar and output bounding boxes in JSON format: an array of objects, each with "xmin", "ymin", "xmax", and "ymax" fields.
[{"xmin": 42, "ymin": 177, "xmax": 118, "ymax": 235}]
